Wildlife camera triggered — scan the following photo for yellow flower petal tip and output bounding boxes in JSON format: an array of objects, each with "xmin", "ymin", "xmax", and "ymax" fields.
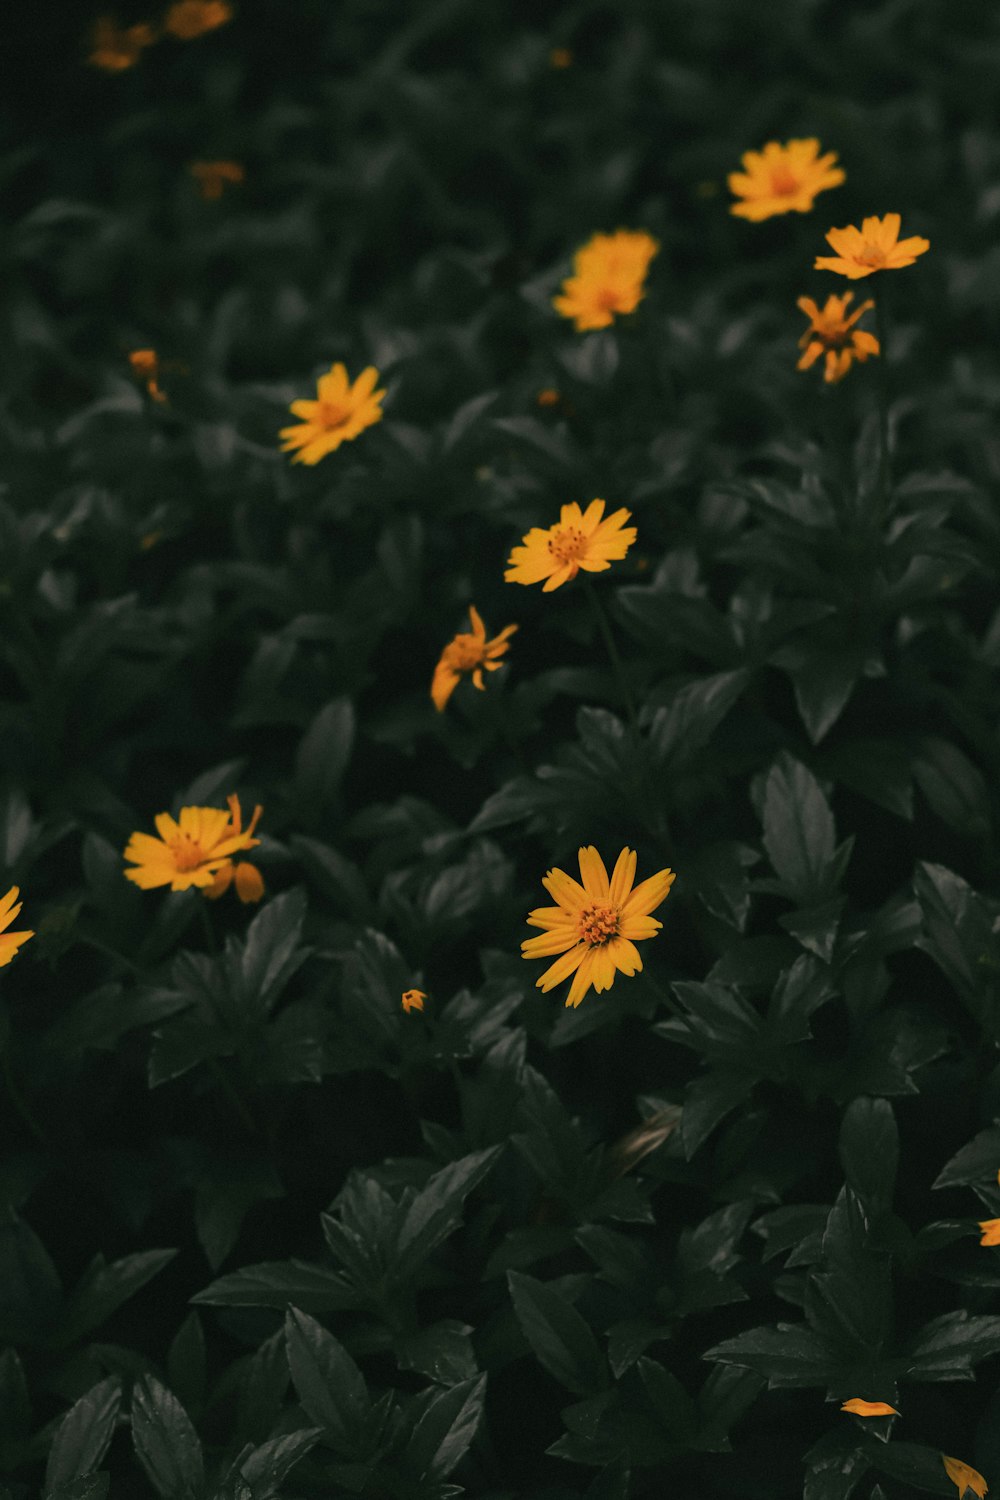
[
  {"xmin": 163, "ymin": 0, "xmax": 233, "ymax": 38},
  {"xmin": 505, "ymin": 498, "xmax": 636, "ymax": 592},
  {"xmin": 0, "ymin": 886, "xmax": 34, "ymax": 967},
  {"xmin": 123, "ymin": 793, "xmax": 263, "ymax": 894},
  {"xmin": 402, "ymin": 989, "xmax": 427, "ymax": 1014},
  {"xmin": 796, "ymin": 291, "xmax": 879, "ymax": 384},
  {"xmin": 814, "ymin": 212, "xmax": 930, "ymax": 279},
  {"xmin": 88, "ymin": 16, "xmax": 157, "ymax": 70},
  {"xmin": 943, "ymin": 1454, "xmax": 988, "ymax": 1499},
  {"xmin": 728, "ymin": 137, "xmax": 844, "ymax": 221},
  {"xmin": 279, "ymin": 362, "xmax": 386, "ymax": 464},
  {"xmin": 189, "ymin": 160, "xmax": 244, "ymax": 199},
  {"xmin": 978, "ymin": 1217, "xmax": 1000, "ymax": 1246},
  {"xmin": 520, "ymin": 846, "xmax": 675, "ymax": 1009},
  {"xmin": 431, "ymin": 607, "xmax": 518, "ymax": 711},
  {"xmin": 553, "ymin": 230, "xmax": 659, "ymax": 331},
  {"xmin": 840, "ymin": 1399, "xmax": 900, "ymax": 1417},
  {"xmin": 128, "ymin": 348, "xmax": 168, "ymax": 403}
]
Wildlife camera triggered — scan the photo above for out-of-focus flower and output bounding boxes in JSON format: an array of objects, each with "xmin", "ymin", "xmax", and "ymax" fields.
[
  {"xmin": 189, "ymin": 159, "xmax": 244, "ymax": 199},
  {"xmin": 129, "ymin": 348, "xmax": 167, "ymax": 403},
  {"xmin": 163, "ymin": 0, "xmax": 232, "ymax": 38},
  {"xmin": 431, "ymin": 606, "xmax": 518, "ymax": 712},
  {"xmin": 840, "ymin": 1399, "xmax": 900, "ymax": 1417},
  {"xmin": 505, "ymin": 498, "xmax": 636, "ymax": 592},
  {"xmin": 550, "ymin": 47, "xmax": 573, "ymax": 67},
  {"xmin": 815, "ymin": 213, "xmax": 930, "ymax": 279},
  {"xmin": 537, "ymin": 388, "xmax": 560, "ymax": 407},
  {"xmin": 796, "ymin": 292, "xmax": 879, "ymax": 383},
  {"xmin": 521, "ymin": 846, "xmax": 675, "ymax": 1009},
  {"xmin": 402, "ymin": 989, "xmax": 427, "ymax": 1013},
  {"xmin": 0, "ymin": 887, "xmax": 34, "ymax": 967},
  {"xmin": 942, "ymin": 1454, "xmax": 988, "ymax": 1498},
  {"xmin": 728, "ymin": 138, "xmax": 844, "ymax": 221},
  {"xmin": 279, "ymin": 363, "xmax": 385, "ymax": 465},
  {"xmin": 978, "ymin": 1217, "xmax": 1000, "ymax": 1246},
  {"xmin": 123, "ymin": 794, "xmax": 262, "ymax": 893},
  {"xmin": 88, "ymin": 16, "xmax": 156, "ymax": 70},
  {"xmin": 553, "ymin": 229, "xmax": 659, "ymax": 331}
]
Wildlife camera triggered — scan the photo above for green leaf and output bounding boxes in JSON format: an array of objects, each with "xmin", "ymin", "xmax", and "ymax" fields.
[
  {"xmin": 130, "ymin": 1374, "xmax": 204, "ymax": 1500},
  {"xmin": 44, "ymin": 1377, "xmax": 121, "ymax": 1493},
  {"xmin": 394, "ymin": 1146, "xmax": 501, "ymax": 1280},
  {"xmin": 839, "ymin": 1099, "xmax": 898, "ymax": 1217},
  {"xmin": 902, "ymin": 1309, "xmax": 1000, "ymax": 1380},
  {"xmin": 284, "ymin": 1306, "xmax": 369, "ymax": 1448},
  {"xmin": 167, "ymin": 1312, "xmax": 206, "ymax": 1421},
  {"xmin": 396, "ymin": 1319, "xmax": 478, "ymax": 1385},
  {"xmin": 0, "ymin": 1208, "xmax": 63, "ymax": 1344},
  {"xmin": 231, "ymin": 886, "xmax": 309, "ymax": 1016},
  {"xmin": 60, "ymin": 1248, "xmax": 176, "ymax": 1344},
  {"xmin": 289, "ymin": 835, "xmax": 371, "ymax": 919},
  {"xmin": 192, "ymin": 1259, "xmax": 358, "ymax": 1313},
  {"xmin": 0, "ymin": 1347, "xmax": 30, "ymax": 1465},
  {"xmin": 508, "ymin": 1270, "xmax": 607, "ymax": 1396},
  {"xmin": 912, "ymin": 736, "xmax": 991, "ymax": 838},
  {"xmin": 933, "ymin": 1125, "xmax": 1000, "ymax": 1191},
  {"xmin": 194, "ymin": 1159, "xmax": 284, "ymax": 1270},
  {"xmin": 678, "ymin": 1070, "xmax": 757, "ymax": 1159},
  {"xmin": 913, "ymin": 861, "xmax": 994, "ymax": 1012},
  {"xmin": 867, "ymin": 1440, "xmax": 959, "ymax": 1494},
  {"xmin": 233, "ymin": 1428, "xmax": 324, "ymax": 1498},
  {"xmin": 647, "ymin": 669, "xmax": 751, "ymax": 766},
  {"xmin": 294, "ymin": 697, "xmax": 355, "ymax": 809},
  {"xmin": 583, "ymin": 1453, "xmax": 631, "ymax": 1500},
  {"xmin": 404, "ymin": 1373, "xmax": 486, "ymax": 1480},
  {"xmin": 636, "ymin": 1358, "xmax": 697, "ymax": 1441},
  {"xmin": 702, "ymin": 1322, "xmax": 838, "ymax": 1389},
  {"xmin": 760, "ymin": 753, "xmax": 845, "ymax": 905},
  {"xmin": 803, "ymin": 1425, "xmax": 870, "ymax": 1500}
]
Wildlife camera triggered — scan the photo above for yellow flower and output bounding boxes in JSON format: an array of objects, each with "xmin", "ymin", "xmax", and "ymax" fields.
[
  {"xmin": 943, "ymin": 1455, "xmax": 988, "ymax": 1499},
  {"xmin": 189, "ymin": 160, "xmax": 244, "ymax": 199},
  {"xmin": 279, "ymin": 363, "xmax": 386, "ymax": 465},
  {"xmin": 815, "ymin": 213, "xmax": 930, "ymax": 279},
  {"xmin": 840, "ymin": 1399, "xmax": 900, "ymax": 1417},
  {"xmin": 0, "ymin": 887, "xmax": 34, "ymax": 968},
  {"xmin": 978, "ymin": 1217, "xmax": 1000, "ymax": 1246},
  {"xmin": 728, "ymin": 138, "xmax": 844, "ymax": 222},
  {"xmin": 163, "ymin": 0, "xmax": 232, "ymax": 38},
  {"xmin": 431, "ymin": 606, "xmax": 518, "ymax": 712},
  {"xmin": 521, "ymin": 846, "xmax": 675, "ymax": 1009},
  {"xmin": 505, "ymin": 498, "xmax": 636, "ymax": 592},
  {"xmin": 203, "ymin": 861, "xmax": 265, "ymax": 903},
  {"xmin": 402, "ymin": 989, "xmax": 427, "ymax": 1013},
  {"xmin": 550, "ymin": 47, "xmax": 573, "ymax": 68},
  {"xmin": 537, "ymin": 388, "xmax": 560, "ymax": 407},
  {"xmin": 88, "ymin": 16, "xmax": 157, "ymax": 71},
  {"xmin": 129, "ymin": 348, "xmax": 167, "ymax": 403},
  {"xmin": 553, "ymin": 230, "xmax": 659, "ymax": 331},
  {"xmin": 796, "ymin": 293, "xmax": 880, "ymax": 384},
  {"xmin": 123, "ymin": 793, "xmax": 262, "ymax": 893}
]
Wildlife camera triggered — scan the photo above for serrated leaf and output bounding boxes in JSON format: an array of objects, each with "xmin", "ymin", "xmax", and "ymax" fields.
[
  {"xmin": 405, "ymin": 1373, "xmax": 486, "ymax": 1480},
  {"xmin": 192, "ymin": 1260, "xmax": 358, "ymax": 1313},
  {"xmin": 703, "ymin": 1322, "xmax": 838, "ymax": 1388},
  {"xmin": 395, "ymin": 1146, "xmax": 501, "ymax": 1280},
  {"xmin": 903, "ymin": 1309, "xmax": 1000, "ymax": 1380},
  {"xmin": 648, "ymin": 669, "xmax": 751, "ymax": 766},
  {"xmin": 131, "ymin": 1374, "xmax": 204, "ymax": 1499},
  {"xmin": 284, "ymin": 1307, "xmax": 369, "ymax": 1447},
  {"xmin": 60, "ymin": 1248, "xmax": 176, "ymax": 1344},
  {"xmin": 234, "ymin": 887, "xmax": 309, "ymax": 1015},
  {"xmin": 761, "ymin": 753, "xmax": 841, "ymax": 905},
  {"xmin": 933, "ymin": 1125, "xmax": 1000, "ymax": 1191},
  {"xmin": 508, "ymin": 1271, "xmax": 607, "ymax": 1396},
  {"xmin": 233, "ymin": 1428, "xmax": 323, "ymax": 1497},
  {"xmin": 44, "ymin": 1377, "xmax": 121, "ymax": 1493}
]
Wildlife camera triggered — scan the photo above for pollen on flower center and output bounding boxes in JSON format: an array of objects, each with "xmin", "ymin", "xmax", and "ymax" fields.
[
  {"xmin": 171, "ymin": 834, "xmax": 206, "ymax": 871},
  {"xmin": 317, "ymin": 401, "xmax": 350, "ymax": 428},
  {"xmin": 770, "ymin": 166, "xmax": 800, "ymax": 195},
  {"xmin": 547, "ymin": 526, "xmax": 586, "ymax": 565},
  {"xmin": 857, "ymin": 242, "xmax": 886, "ymax": 266},
  {"xmin": 577, "ymin": 901, "xmax": 620, "ymax": 946}
]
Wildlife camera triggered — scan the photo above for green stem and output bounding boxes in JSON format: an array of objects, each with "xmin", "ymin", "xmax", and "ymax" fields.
[
  {"xmin": 872, "ymin": 290, "xmax": 891, "ymax": 525},
  {"xmin": 2, "ymin": 1046, "xmax": 45, "ymax": 1142},
  {"xmin": 584, "ymin": 579, "xmax": 639, "ymax": 737}
]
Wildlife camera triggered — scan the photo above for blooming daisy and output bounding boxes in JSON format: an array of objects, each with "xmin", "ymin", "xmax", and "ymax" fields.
[
  {"xmin": 88, "ymin": 16, "xmax": 156, "ymax": 70},
  {"xmin": 189, "ymin": 160, "xmax": 244, "ymax": 199},
  {"xmin": 521, "ymin": 846, "xmax": 675, "ymax": 1009},
  {"xmin": 840, "ymin": 1399, "xmax": 899, "ymax": 1417},
  {"xmin": 814, "ymin": 213, "xmax": 930, "ymax": 279},
  {"xmin": 553, "ymin": 230, "xmax": 659, "ymax": 331},
  {"xmin": 123, "ymin": 793, "xmax": 262, "ymax": 893},
  {"xmin": 796, "ymin": 292, "xmax": 879, "ymax": 383},
  {"xmin": 279, "ymin": 363, "xmax": 386, "ymax": 465},
  {"xmin": 728, "ymin": 138, "xmax": 844, "ymax": 222},
  {"xmin": 0, "ymin": 887, "xmax": 34, "ymax": 968},
  {"xmin": 402, "ymin": 989, "xmax": 426, "ymax": 1013},
  {"xmin": 505, "ymin": 499, "xmax": 636, "ymax": 592},
  {"xmin": 942, "ymin": 1455, "xmax": 988, "ymax": 1499},
  {"xmin": 431, "ymin": 606, "xmax": 518, "ymax": 711},
  {"xmin": 163, "ymin": 0, "xmax": 232, "ymax": 38}
]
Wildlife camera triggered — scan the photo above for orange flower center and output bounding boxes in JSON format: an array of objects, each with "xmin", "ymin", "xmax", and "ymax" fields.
[
  {"xmin": 444, "ymin": 635, "xmax": 486, "ymax": 672},
  {"xmin": 577, "ymin": 901, "xmax": 620, "ymax": 946},
  {"xmin": 317, "ymin": 400, "xmax": 351, "ymax": 429},
  {"xmin": 769, "ymin": 165, "xmax": 800, "ymax": 196},
  {"xmin": 856, "ymin": 242, "xmax": 886, "ymax": 267},
  {"xmin": 171, "ymin": 833, "xmax": 209, "ymax": 871},
  {"xmin": 547, "ymin": 525, "xmax": 587, "ymax": 566}
]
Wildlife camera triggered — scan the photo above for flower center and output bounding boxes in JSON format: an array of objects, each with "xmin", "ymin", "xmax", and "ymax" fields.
[
  {"xmin": 577, "ymin": 901, "xmax": 620, "ymax": 946},
  {"xmin": 316, "ymin": 400, "xmax": 351, "ymax": 429},
  {"xmin": 444, "ymin": 634, "xmax": 486, "ymax": 671},
  {"xmin": 171, "ymin": 833, "xmax": 207, "ymax": 871},
  {"xmin": 547, "ymin": 526, "xmax": 587, "ymax": 567},
  {"xmin": 769, "ymin": 165, "xmax": 800, "ymax": 196},
  {"xmin": 856, "ymin": 242, "xmax": 886, "ymax": 267}
]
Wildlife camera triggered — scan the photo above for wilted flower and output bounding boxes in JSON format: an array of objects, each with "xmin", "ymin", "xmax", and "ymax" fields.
[
  {"xmin": 815, "ymin": 213, "xmax": 930, "ymax": 279},
  {"xmin": 124, "ymin": 794, "xmax": 262, "ymax": 893},
  {"xmin": 163, "ymin": 0, "xmax": 232, "ymax": 38},
  {"xmin": 942, "ymin": 1455, "xmax": 988, "ymax": 1499},
  {"xmin": 553, "ymin": 229, "xmax": 659, "ymax": 331},
  {"xmin": 402, "ymin": 989, "xmax": 427, "ymax": 1013},
  {"xmin": 129, "ymin": 348, "xmax": 167, "ymax": 403},
  {"xmin": 505, "ymin": 498, "xmax": 636, "ymax": 592},
  {"xmin": 189, "ymin": 159, "xmax": 244, "ymax": 199},
  {"xmin": 728, "ymin": 138, "xmax": 844, "ymax": 222},
  {"xmin": 279, "ymin": 363, "xmax": 385, "ymax": 465},
  {"xmin": 88, "ymin": 15, "xmax": 156, "ymax": 70},
  {"xmin": 0, "ymin": 887, "xmax": 34, "ymax": 967},
  {"xmin": 840, "ymin": 1399, "xmax": 900, "ymax": 1417},
  {"xmin": 431, "ymin": 606, "xmax": 518, "ymax": 712},
  {"xmin": 797, "ymin": 293, "xmax": 879, "ymax": 383},
  {"xmin": 521, "ymin": 846, "xmax": 675, "ymax": 1009}
]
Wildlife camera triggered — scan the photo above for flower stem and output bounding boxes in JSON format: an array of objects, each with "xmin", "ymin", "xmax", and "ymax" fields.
[
  {"xmin": 872, "ymin": 289, "xmax": 891, "ymax": 524},
  {"xmin": 584, "ymin": 578, "xmax": 639, "ymax": 737}
]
